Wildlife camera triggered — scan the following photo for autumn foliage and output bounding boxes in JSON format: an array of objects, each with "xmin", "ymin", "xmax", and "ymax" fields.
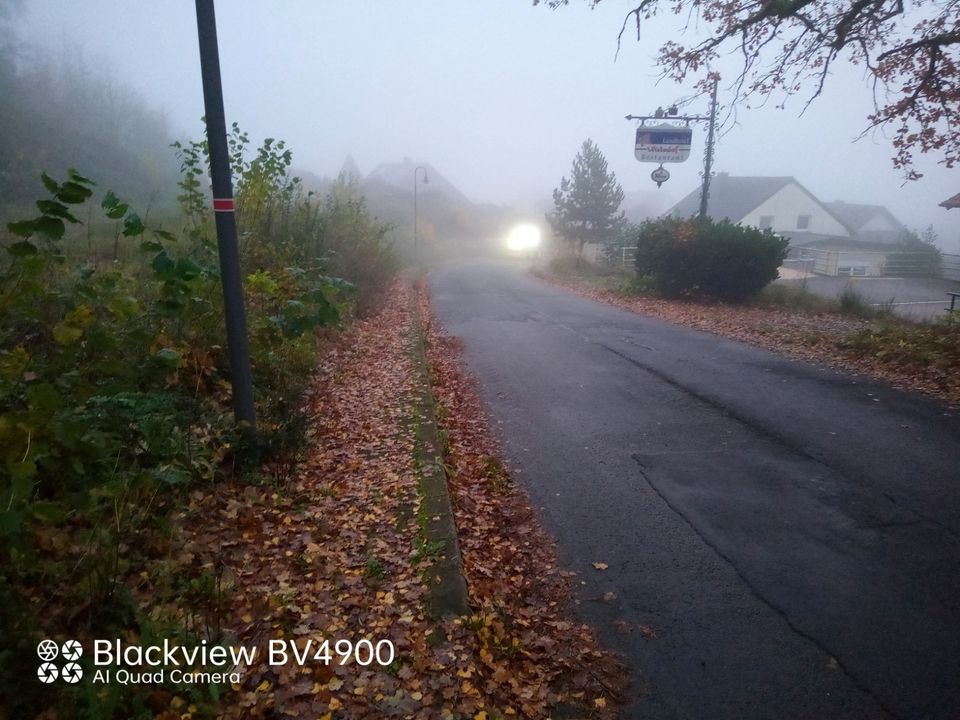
[
  {"xmin": 542, "ymin": 0, "xmax": 960, "ymax": 178},
  {"xmin": 157, "ymin": 280, "xmax": 626, "ymax": 719},
  {"xmin": 0, "ymin": 146, "xmax": 390, "ymax": 717}
]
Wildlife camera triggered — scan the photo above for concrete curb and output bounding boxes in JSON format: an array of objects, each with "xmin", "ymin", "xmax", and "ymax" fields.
[{"xmin": 409, "ymin": 282, "xmax": 470, "ymax": 618}]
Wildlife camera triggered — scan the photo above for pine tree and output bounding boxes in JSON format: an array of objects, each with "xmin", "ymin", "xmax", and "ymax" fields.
[{"xmin": 548, "ymin": 139, "xmax": 625, "ymax": 257}]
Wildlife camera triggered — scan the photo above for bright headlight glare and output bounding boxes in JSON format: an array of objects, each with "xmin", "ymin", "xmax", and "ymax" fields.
[{"xmin": 505, "ymin": 224, "xmax": 541, "ymax": 252}]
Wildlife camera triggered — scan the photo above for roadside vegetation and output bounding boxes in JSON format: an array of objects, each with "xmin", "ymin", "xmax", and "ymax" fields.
[
  {"xmin": 0, "ymin": 120, "xmax": 630, "ymax": 719},
  {"xmin": 547, "ymin": 140, "xmax": 625, "ymax": 261},
  {"xmin": 0, "ymin": 128, "xmax": 395, "ymax": 718},
  {"xmin": 632, "ymin": 217, "xmax": 788, "ymax": 302}
]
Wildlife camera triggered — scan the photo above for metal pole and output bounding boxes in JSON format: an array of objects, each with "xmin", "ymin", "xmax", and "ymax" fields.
[
  {"xmin": 698, "ymin": 76, "xmax": 719, "ymax": 221},
  {"xmin": 413, "ymin": 166, "xmax": 427, "ymax": 264},
  {"xmin": 413, "ymin": 172, "xmax": 418, "ymax": 263},
  {"xmin": 195, "ymin": 0, "xmax": 256, "ymax": 427}
]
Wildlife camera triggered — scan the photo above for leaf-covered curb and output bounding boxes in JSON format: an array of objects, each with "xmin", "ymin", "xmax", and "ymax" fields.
[
  {"xmin": 408, "ymin": 284, "xmax": 470, "ymax": 618},
  {"xmin": 417, "ymin": 278, "xmax": 630, "ymax": 718},
  {"xmin": 167, "ymin": 279, "xmax": 626, "ymax": 719}
]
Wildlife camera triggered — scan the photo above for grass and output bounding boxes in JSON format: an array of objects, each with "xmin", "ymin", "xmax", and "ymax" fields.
[
  {"xmin": 481, "ymin": 455, "xmax": 512, "ymax": 493},
  {"xmin": 743, "ymin": 281, "xmax": 900, "ymax": 321},
  {"xmin": 364, "ymin": 555, "xmax": 386, "ymax": 581},
  {"xmin": 535, "ymin": 257, "xmax": 636, "ymax": 294},
  {"xmin": 754, "ymin": 282, "xmax": 838, "ymax": 313},
  {"xmin": 836, "ymin": 317, "xmax": 960, "ymax": 371}
]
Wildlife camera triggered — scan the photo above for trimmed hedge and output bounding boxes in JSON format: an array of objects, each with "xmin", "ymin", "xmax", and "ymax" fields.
[{"xmin": 634, "ymin": 217, "xmax": 789, "ymax": 302}]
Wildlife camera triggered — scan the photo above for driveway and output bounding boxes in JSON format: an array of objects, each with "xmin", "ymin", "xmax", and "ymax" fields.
[{"xmin": 430, "ymin": 259, "xmax": 960, "ymax": 720}]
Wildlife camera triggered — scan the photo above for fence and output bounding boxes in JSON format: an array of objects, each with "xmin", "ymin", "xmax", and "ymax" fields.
[
  {"xmin": 783, "ymin": 248, "xmax": 946, "ymax": 277},
  {"xmin": 943, "ymin": 254, "xmax": 960, "ymax": 281}
]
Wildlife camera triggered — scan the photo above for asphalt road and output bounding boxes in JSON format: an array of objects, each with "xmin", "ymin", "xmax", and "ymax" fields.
[{"xmin": 429, "ymin": 259, "xmax": 960, "ymax": 720}]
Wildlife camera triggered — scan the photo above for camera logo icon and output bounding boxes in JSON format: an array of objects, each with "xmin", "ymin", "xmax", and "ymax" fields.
[
  {"xmin": 37, "ymin": 662, "xmax": 59, "ymax": 684},
  {"xmin": 36, "ymin": 639, "xmax": 83, "ymax": 683},
  {"xmin": 61, "ymin": 662, "xmax": 83, "ymax": 683},
  {"xmin": 37, "ymin": 640, "xmax": 59, "ymax": 662},
  {"xmin": 61, "ymin": 640, "xmax": 82, "ymax": 662}
]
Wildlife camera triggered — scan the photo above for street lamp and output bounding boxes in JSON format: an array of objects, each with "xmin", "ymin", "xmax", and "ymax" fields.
[{"xmin": 413, "ymin": 165, "xmax": 429, "ymax": 263}]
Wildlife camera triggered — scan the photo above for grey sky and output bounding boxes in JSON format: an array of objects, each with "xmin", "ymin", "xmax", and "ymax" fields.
[{"xmin": 18, "ymin": 0, "xmax": 960, "ymax": 249}]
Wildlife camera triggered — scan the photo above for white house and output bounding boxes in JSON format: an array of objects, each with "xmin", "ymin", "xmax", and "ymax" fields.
[
  {"xmin": 664, "ymin": 174, "xmax": 907, "ymax": 276},
  {"xmin": 822, "ymin": 201, "xmax": 907, "ymax": 245},
  {"xmin": 665, "ymin": 174, "xmax": 850, "ymax": 242}
]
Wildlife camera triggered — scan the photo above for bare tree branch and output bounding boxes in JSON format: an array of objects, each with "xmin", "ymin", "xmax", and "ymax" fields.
[{"xmin": 585, "ymin": 0, "xmax": 960, "ymax": 178}]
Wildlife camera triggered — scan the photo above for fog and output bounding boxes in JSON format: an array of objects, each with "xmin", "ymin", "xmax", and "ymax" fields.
[{"xmin": 12, "ymin": 0, "xmax": 960, "ymax": 251}]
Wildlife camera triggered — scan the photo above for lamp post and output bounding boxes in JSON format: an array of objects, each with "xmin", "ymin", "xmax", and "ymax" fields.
[{"xmin": 413, "ymin": 165, "xmax": 429, "ymax": 264}]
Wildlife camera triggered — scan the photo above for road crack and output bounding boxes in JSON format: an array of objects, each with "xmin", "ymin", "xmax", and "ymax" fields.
[
  {"xmin": 603, "ymin": 342, "xmax": 960, "ymax": 544},
  {"xmin": 632, "ymin": 455, "xmax": 905, "ymax": 720}
]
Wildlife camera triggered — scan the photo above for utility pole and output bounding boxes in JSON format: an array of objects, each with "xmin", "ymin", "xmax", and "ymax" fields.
[
  {"xmin": 625, "ymin": 74, "xmax": 720, "ymax": 219},
  {"xmin": 698, "ymin": 76, "xmax": 719, "ymax": 221},
  {"xmin": 195, "ymin": 0, "xmax": 256, "ymax": 427}
]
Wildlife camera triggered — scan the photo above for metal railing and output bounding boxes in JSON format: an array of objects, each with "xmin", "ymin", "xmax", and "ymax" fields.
[{"xmin": 943, "ymin": 254, "xmax": 960, "ymax": 281}]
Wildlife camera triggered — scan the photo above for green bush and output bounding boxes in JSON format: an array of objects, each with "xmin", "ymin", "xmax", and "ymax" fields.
[
  {"xmin": 0, "ymin": 137, "xmax": 395, "ymax": 716},
  {"xmin": 633, "ymin": 217, "xmax": 789, "ymax": 302}
]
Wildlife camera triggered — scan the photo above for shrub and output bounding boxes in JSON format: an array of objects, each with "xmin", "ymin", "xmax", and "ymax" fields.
[
  {"xmin": 0, "ymin": 157, "xmax": 385, "ymax": 717},
  {"xmin": 633, "ymin": 217, "xmax": 789, "ymax": 302},
  {"xmin": 548, "ymin": 254, "xmax": 592, "ymax": 276},
  {"xmin": 893, "ymin": 228, "xmax": 942, "ymax": 276}
]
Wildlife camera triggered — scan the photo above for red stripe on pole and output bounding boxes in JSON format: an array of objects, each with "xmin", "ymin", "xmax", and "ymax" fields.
[{"xmin": 213, "ymin": 198, "xmax": 235, "ymax": 212}]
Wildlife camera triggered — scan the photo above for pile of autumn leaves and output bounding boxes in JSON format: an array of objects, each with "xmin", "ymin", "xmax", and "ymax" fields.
[{"xmin": 171, "ymin": 280, "xmax": 625, "ymax": 719}]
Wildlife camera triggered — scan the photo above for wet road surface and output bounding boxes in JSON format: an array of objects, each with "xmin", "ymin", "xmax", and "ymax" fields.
[{"xmin": 430, "ymin": 259, "xmax": 960, "ymax": 720}]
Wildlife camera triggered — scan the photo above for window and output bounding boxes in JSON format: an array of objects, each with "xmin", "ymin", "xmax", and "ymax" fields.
[
  {"xmin": 759, "ymin": 215, "xmax": 773, "ymax": 229},
  {"xmin": 797, "ymin": 214, "xmax": 811, "ymax": 230},
  {"xmin": 838, "ymin": 265, "xmax": 868, "ymax": 277}
]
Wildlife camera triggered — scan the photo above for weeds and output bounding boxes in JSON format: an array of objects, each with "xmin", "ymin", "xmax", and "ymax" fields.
[
  {"xmin": 839, "ymin": 285, "xmax": 874, "ymax": 316},
  {"xmin": 364, "ymin": 555, "xmax": 386, "ymax": 581},
  {"xmin": 0, "ymin": 125, "xmax": 397, "ymax": 719},
  {"xmin": 836, "ymin": 285, "xmax": 897, "ymax": 319},
  {"xmin": 482, "ymin": 455, "xmax": 512, "ymax": 492},
  {"xmin": 836, "ymin": 317, "xmax": 960, "ymax": 370},
  {"xmin": 755, "ymin": 282, "xmax": 835, "ymax": 313}
]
